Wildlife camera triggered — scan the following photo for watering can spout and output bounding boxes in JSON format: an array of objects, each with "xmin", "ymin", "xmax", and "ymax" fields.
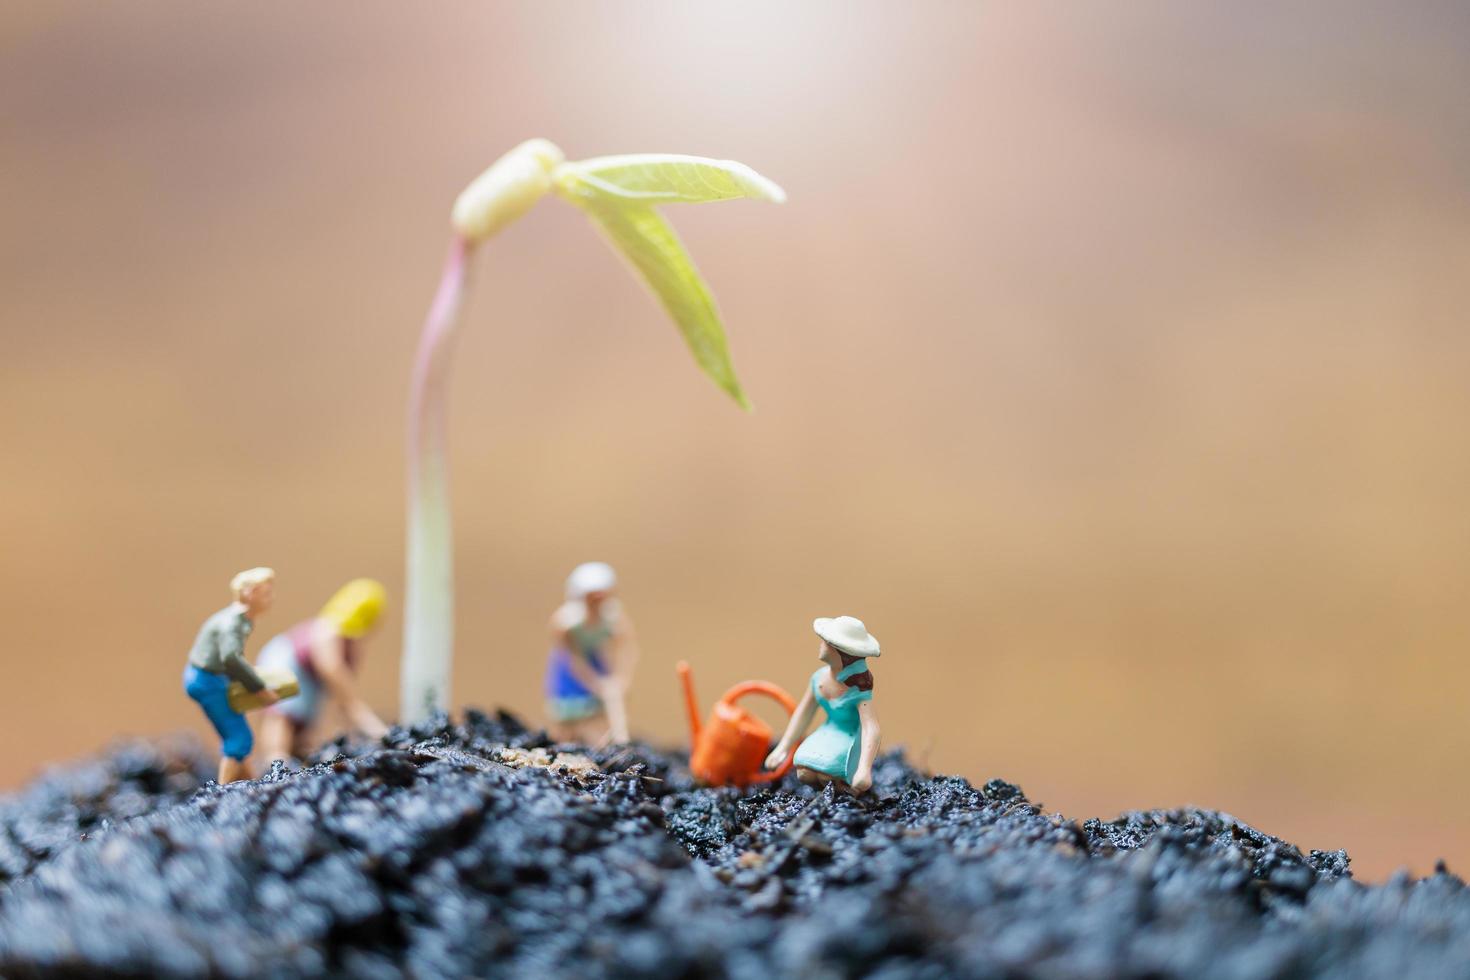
[{"xmin": 677, "ymin": 661, "xmax": 702, "ymax": 744}]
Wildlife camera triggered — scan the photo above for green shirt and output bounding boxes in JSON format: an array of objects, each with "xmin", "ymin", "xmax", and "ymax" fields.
[{"xmin": 187, "ymin": 605, "xmax": 265, "ymax": 692}]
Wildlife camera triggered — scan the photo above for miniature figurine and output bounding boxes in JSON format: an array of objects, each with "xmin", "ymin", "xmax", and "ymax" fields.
[
  {"xmin": 677, "ymin": 661, "xmax": 797, "ymax": 788},
  {"xmin": 544, "ymin": 562, "xmax": 639, "ymax": 745},
  {"xmin": 183, "ymin": 567, "xmax": 287, "ymax": 784},
  {"xmin": 256, "ymin": 578, "xmax": 390, "ymax": 765},
  {"xmin": 764, "ymin": 616, "xmax": 882, "ymax": 794}
]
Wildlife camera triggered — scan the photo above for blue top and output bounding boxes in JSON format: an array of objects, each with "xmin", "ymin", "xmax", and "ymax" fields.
[{"xmin": 544, "ymin": 601, "xmax": 615, "ymax": 721}]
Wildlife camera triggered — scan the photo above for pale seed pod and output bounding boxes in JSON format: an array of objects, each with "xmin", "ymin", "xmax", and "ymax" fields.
[{"xmin": 450, "ymin": 138, "xmax": 565, "ymax": 243}]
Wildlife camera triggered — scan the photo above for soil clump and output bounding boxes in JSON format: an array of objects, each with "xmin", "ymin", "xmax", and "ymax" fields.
[{"xmin": 0, "ymin": 711, "xmax": 1462, "ymax": 978}]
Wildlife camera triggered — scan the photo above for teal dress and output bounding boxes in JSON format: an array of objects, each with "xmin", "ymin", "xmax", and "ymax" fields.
[{"xmin": 792, "ymin": 663, "xmax": 872, "ymax": 782}]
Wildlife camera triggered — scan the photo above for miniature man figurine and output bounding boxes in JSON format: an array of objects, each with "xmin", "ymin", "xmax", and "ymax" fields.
[
  {"xmin": 544, "ymin": 562, "xmax": 639, "ymax": 745},
  {"xmin": 764, "ymin": 616, "xmax": 882, "ymax": 794},
  {"xmin": 256, "ymin": 578, "xmax": 390, "ymax": 765},
  {"xmin": 183, "ymin": 567, "xmax": 281, "ymax": 783}
]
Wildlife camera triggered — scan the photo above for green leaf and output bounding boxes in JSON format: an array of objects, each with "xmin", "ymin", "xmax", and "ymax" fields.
[
  {"xmin": 557, "ymin": 154, "xmax": 786, "ymax": 206},
  {"xmin": 578, "ymin": 201, "xmax": 751, "ymax": 409}
]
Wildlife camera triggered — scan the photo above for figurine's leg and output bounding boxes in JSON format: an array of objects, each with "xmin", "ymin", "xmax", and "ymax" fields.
[
  {"xmin": 796, "ymin": 766, "xmax": 832, "ymax": 789},
  {"xmin": 797, "ymin": 766, "xmax": 862, "ymax": 795},
  {"xmin": 187, "ymin": 666, "xmax": 256, "ymax": 783},
  {"xmin": 218, "ymin": 757, "xmax": 252, "ymax": 783},
  {"xmin": 558, "ymin": 715, "xmax": 606, "ymax": 746},
  {"xmin": 257, "ymin": 713, "xmax": 295, "ymax": 767},
  {"xmin": 215, "ymin": 709, "xmax": 255, "ymax": 783},
  {"xmin": 291, "ymin": 723, "xmax": 313, "ymax": 760}
]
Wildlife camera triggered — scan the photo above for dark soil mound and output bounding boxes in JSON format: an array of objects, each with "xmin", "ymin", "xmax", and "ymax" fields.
[{"xmin": 0, "ymin": 712, "xmax": 1464, "ymax": 978}]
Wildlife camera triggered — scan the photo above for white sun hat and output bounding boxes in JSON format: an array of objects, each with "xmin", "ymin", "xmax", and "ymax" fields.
[
  {"xmin": 566, "ymin": 561, "xmax": 617, "ymax": 600},
  {"xmin": 813, "ymin": 616, "xmax": 881, "ymax": 658}
]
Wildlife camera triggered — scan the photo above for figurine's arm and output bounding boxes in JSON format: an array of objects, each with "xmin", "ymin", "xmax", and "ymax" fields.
[
  {"xmin": 601, "ymin": 685, "xmax": 630, "ymax": 745},
  {"xmin": 764, "ymin": 685, "xmax": 817, "ymax": 770},
  {"xmin": 850, "ymin": 699, "xmax": 881, "ymax": 793},
  {"xmin": 597, "ymin": 617, "xmax": 638, "ymax": 743},
  {"xmin": 607, "ymin": 615, "xmax": 639, "ymax": 687},
  {"xmin": 310, "ymin": 624, "xmax": 386, "ymax": 738},
  {"xmin": 219, "ymin": 622, "xmax": 269, "ymax": 694}
]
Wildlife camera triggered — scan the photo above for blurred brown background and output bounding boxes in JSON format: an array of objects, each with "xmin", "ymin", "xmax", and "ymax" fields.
[{"xmin": 3, "ymin": 1, "xmax": 1468, "ymax": 880}]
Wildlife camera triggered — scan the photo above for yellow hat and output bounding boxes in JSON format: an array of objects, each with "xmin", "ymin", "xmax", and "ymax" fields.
[{"xmin": 320, "ymin": 578, "xmax": 388, "ymax": 639}]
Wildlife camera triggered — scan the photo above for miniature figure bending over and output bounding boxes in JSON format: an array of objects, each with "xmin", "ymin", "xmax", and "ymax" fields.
[
  {"xmin": 765, "ymin": 616, "xmax": 882, "ymax": 795},
  {"xmin": 544, "ymin": 562, "xmax": 639, "ymax": 745},
  {"xmin": 183, "ymin": 567, "xmax": 281, "ymax": 783},
  {"xmin": 257, "ymin": 578, "xmax": 390, "ymax": 765}
]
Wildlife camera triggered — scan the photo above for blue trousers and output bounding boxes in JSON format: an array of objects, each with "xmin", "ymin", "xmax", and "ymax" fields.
[{"xmin": 183, "ymin": 665, "xmax": 253, "ymax": 760}]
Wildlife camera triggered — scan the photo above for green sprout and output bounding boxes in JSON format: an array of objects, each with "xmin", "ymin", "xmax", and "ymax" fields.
[{"xmin": 402, "ymin": 139, "xmax": 785, "ymax": 724}]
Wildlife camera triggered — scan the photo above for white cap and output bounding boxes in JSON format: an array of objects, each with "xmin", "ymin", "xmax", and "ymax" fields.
[
  {"xmin": 813, "ymin": 616, "xmax": 881, "ymax": 658},
  {"xmin": 566, "ymin": 562, "xmax": 617, "ymax": 600}
]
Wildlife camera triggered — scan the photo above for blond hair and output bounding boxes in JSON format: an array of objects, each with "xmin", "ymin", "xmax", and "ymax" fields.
[
  {"xmin": 320, "ymin": 578, "xmax": 387, "ymax": 639},
  {"xmin": 230, "ymin": 567, "xmax": 275, "ymax": 599}
]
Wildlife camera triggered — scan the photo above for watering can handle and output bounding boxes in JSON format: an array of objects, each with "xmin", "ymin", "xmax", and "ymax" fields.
[{"xmin": 720, "ymin": 681, "xmax": 798, "ymax": 784}]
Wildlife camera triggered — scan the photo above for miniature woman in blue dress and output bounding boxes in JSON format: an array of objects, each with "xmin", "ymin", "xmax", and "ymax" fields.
[
  {"xmin": 544, "ymin": 562, "xmax": 639, "ymax": 745},
  {"xmin": 764, "ymin": 615, "xmax": 882, "ymax": 794}
]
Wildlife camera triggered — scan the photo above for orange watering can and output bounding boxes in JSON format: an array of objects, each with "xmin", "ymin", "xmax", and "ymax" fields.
[{"xmin": 677, "ymin": 661, "xmax": 797, "ymax": 787}]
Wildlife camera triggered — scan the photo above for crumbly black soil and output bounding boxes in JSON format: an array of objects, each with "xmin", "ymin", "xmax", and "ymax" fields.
[{"xmin": 0, "ymin": 711, "xmax": 1463, "ymax": 978}]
